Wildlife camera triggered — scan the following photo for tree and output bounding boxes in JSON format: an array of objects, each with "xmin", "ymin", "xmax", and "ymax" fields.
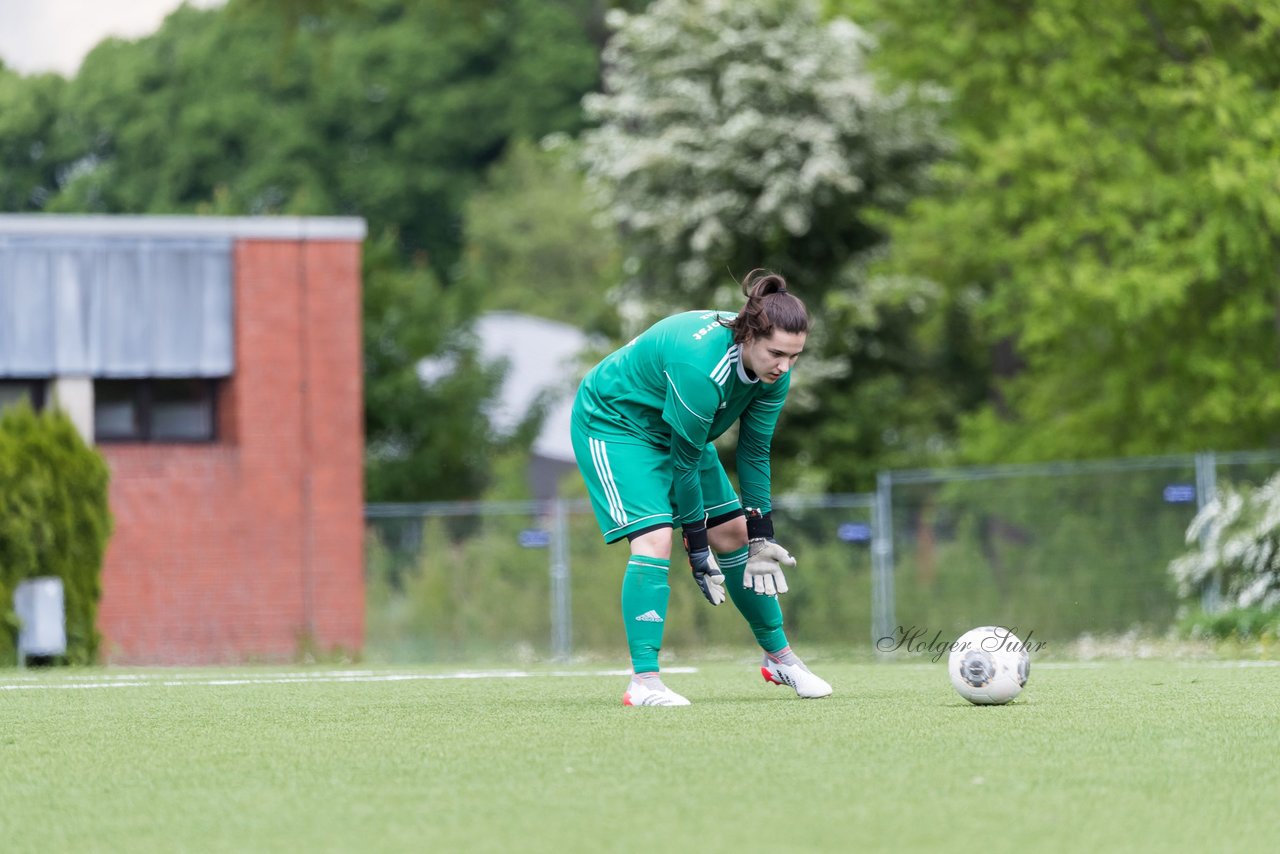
[
  {"xmin": 362, "ymin": 233, "xmax": 505, "ymax": 501},
  {"xmin": 51, "ymin": 0, "xmax": 602, "ymax": 275},
  {"xmin": 0, "ymin": 403, "xmax": 112, "ymax": 664},
  {"xmin": 0, "ymin": 0, "xmax": 611, "ymax": 501},
  {"xmin": 579, "ymin": 0, "xmax": 961, "ymax": 488},
  {"xmin": 836, "ymin": 0, "xmax": 1280, "ymax": 462},
  {"xmin": 459, "ymin": 136, "xmax": 621, "ymax": 337},
  {"xmin": 0, "ymin": 66, "xmax": 70, "ymax": 211}
]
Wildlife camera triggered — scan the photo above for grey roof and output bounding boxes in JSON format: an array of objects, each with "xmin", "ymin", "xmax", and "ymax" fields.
[
  {"xmin": 0, "ymin": 214, "xmax": 367, "ymax": 241},
  {"xmin": 476, "ymin": 312, "xmax": 591, "ymax": 464},
  {"xmin": 419, "ymin": 311, "xmax": 593, "ymax": 463},
  {"xmin": 1, "ymin": 233, "xmax": 233, "ymax": 377}
]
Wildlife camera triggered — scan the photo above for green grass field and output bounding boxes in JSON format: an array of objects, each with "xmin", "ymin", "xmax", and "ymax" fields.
[{"xmin": 2, "ymin": 659, "xmax": 1277, "ymax": 853}]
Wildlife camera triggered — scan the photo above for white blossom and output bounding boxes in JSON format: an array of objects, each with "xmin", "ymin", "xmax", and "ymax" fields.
[
  {"xmin": 1168, "ymin": 471, "xmax": 1280, "ymax": 611},
  {"xmin": 579, "ymin": 0, "xmax": 941, "ymax": 297}
]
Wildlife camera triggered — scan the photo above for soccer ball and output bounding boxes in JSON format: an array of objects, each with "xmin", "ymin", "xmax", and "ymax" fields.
[{"xmin": 948, "ymin": 626, "xmax": 1031, "ymax": 705}]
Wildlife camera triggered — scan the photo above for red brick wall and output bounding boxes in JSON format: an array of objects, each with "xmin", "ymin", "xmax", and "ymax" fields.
[{"xmin": 96, "ymin": 239, "xmax": 365, "ymax": 664}]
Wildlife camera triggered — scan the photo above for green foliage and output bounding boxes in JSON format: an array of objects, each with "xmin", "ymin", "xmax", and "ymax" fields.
[
  {"xmin": 842, "ymin": 0, "xmax": 1280, "ymax": 462},
  {"xmin": 1169, "ymin": 471, "xmax": 1280, "ymax": 612},
  {"xmin": 460, "ymin": 137, "xmax": 622, "ymax": 337},
  {"xmin": 1178, "ymin": 605, "xmax": 1280, "ymax": 644},
  {"xmin": 366, "ymin": 514, "xmax": 555, "ymax": 661},
  {"xmin": 582, "ymin": 0, "xmax": 941, "ymax": 300},
  {"xmin": 0, "ymin": 67, "xmax": 69, "ymax": 210},
  {"xmin": 363, "ymin": 233, "xmax": 505, "ymax": 501},
  {"xmin": 364, "ymin": 502, "xmax": 875, "ymax": 662},
  {"xmin": 0, "ymin": 0, "xmax": 606, "ymax": 501},
  {"xmin": 0, "ymin": 402, "xmax": 112, "ymax": 664},
  {"xmin": 580, "ymin": 0, "xmax": 969, "ymax": 490},
  {"xmin": 785, "ymin": 282, "xmax": 990, "ymax": 489},
  {"xmin": 41, "ymin": 0, "xmax": 601, "ymax": 275},
  {"xmin": 891, "ymin": 469, "xmax": 1193, "ymax": 641}
]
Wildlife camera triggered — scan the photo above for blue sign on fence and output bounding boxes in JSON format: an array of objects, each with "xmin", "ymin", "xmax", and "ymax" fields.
[
  {"xmin": 518, "ymin": 529, "xmax": 552, "ymax": 549},
  {"xmin": 1163, "ymin": 484, "xmax": 1196, "ymax": 504},
  {"xmin": 837, "ymin": 522, "xmax": 872, "ymax": 543}
]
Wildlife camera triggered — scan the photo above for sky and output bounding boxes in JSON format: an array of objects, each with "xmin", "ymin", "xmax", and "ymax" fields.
[{"xmin": 0, "ymin": 0, "xmax": 224, "ymax": 76}]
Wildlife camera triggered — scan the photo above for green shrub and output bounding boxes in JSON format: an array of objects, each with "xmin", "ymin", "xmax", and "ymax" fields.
[
  {"xmin": 1178, "ymin": 606, "xmax": 1280, "ymax": 643},
  {"xmin": 364, "ymin": 502, "xmax": 876, "ymax": 663},
  {"xmin": 0, "ymin": 402, "xmax": 113, "ymax": 664}
]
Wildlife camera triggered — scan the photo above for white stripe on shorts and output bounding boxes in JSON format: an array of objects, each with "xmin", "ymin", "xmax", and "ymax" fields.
[
  {"xmin": 705, "ymin": 497, "xmax": 740, "ymax": 515},
  {"xmin": 604, "ymin": 512, "xmax": 670, "ymax": 538},
  {"xmin": 589, "ymin": 437, "xmax": 628, "ymax": 526}
]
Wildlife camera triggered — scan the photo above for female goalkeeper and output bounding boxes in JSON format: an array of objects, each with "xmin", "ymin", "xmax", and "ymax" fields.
[{"xmin": 570, "ymin": 270, "xmax": 833, "ymax": 706}]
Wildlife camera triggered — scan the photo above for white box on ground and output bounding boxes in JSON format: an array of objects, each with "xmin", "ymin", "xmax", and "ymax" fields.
[{"xmin": 15, "ymin": 577, "xmax": 67, "ymax": 660}]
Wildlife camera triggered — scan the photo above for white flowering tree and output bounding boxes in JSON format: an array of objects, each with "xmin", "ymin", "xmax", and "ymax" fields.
[
  {"xmin": 580, "ymin": 0, "xmax": 942, "ymax": 303},
  {"xmin": 579, "ymin": 0, "xmax": 966, "ymax": 489},
  {"xmin": 1169, "ymin": 472, "xmax": 1280, "ymax": 613}
]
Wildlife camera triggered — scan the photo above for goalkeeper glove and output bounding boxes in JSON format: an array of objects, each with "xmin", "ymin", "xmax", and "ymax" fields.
[
  {"xmin": 683, "ymin": 521, "xmax": 725, "ymax": 605},
  {"xmin": 745, "ymin": 510, "xmax": 795, "ymax": 596}
]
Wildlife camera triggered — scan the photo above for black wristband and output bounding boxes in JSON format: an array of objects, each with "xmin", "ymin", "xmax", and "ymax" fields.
[
  {"xmin": 682, "ymin": 521, "xmax": 708, "ymax": 553},
  {"xmin": 745, "ymin": 509, "xmax": 774, "ymax": 540}
]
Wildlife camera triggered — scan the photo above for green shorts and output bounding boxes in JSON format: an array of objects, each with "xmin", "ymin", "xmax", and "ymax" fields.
[{"xmin": 570, "ymin": 419, "xmax": 742, "ymax": 543}]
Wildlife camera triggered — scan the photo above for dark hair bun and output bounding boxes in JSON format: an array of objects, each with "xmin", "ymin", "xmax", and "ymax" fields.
[
  {"xmin": 742, "ymin": 269, "xmax": 787, "ymax": 298},
  {"xmin": 723, "ymin": 267, "xmax": 807, "ymax": 344}
]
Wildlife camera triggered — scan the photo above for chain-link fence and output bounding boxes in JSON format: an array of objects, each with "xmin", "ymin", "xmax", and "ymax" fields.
[
  {"xmin": 872, "ymin": 451, "xmax": 1280, "ymax": 648},
  {"xmin": 365, "ymin": 451, "xmax": 1280, "ymax": 663},
  {"xmin": 364, "ymin": 495, "xmax": 875, "ymax": 663}
]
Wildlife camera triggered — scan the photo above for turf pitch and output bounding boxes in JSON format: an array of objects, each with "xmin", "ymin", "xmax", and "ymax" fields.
[{"xmin": 1, "ymin": 660, "xmax": 1277, "ymax": 852}]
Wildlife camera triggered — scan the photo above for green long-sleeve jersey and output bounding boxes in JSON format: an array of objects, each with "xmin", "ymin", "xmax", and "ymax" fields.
[{"xmin": 574, "ymin": 310, "xmax": 789, "ymax": 526}]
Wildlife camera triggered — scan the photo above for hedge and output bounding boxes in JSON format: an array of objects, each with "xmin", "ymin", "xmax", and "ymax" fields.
[{"xmin": 0, "ymin": 401, "xmax": 112, "ymax": 664}]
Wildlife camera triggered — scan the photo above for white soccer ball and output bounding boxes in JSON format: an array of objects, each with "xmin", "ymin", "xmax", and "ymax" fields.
[{"xmin": 948, "ymin": 626, "xmax": 1031, "ymax": 705}]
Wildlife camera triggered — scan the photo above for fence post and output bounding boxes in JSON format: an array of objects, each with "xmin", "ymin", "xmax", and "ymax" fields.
[
  {"xmin": 871, "ymin": 471, "xmax": 895, "ymax": 651},
  {"xmin": 1195, "ymin": 451, "xmax": 1221, "ymax": 613},
  {"xmin": 549, "ymin": 498, "xmax": 573, "ymax": 661}
]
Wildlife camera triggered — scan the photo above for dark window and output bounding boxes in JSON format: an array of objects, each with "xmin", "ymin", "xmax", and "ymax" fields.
[
  {"xmin": 0, "ymin": 380, "xmax": 46, "ymax": 413},
  {"xmin": 94, "ymin": 379, "xmax": 217, "ymax": 442},
  {"xmin": 94, "ymin": 381, "xmax": 140, "ymax": 438}
]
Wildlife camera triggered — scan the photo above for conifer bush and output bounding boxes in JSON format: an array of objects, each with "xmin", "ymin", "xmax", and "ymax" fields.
[{"xmin": 0, "ymin": 401, "xmax": 112, "ymax": 664}]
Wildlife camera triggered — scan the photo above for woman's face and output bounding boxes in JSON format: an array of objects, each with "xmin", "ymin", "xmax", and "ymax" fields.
[{"xmin": 741, "ymin": 329, "xmax": 806, "ymax": 384}]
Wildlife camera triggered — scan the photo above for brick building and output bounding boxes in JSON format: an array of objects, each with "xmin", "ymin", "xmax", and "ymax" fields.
[{"xmin": 0, "ymin": 215, "xmax": 366, "ymax": 663}]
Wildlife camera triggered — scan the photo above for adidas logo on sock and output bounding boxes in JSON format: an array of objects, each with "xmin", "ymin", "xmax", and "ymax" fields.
[{"xmin": 634, "ymin": 610, "xmax": 664, "ymax": 622}]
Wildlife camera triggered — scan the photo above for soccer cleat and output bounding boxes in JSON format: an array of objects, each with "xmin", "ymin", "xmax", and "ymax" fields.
[
  {"xmin": 761, "ymin": 657, "xmax": 833, "ymax": 699},
  {"xmin": 622, "ymin": 679, "xmax": 691, "ymax": 707}
]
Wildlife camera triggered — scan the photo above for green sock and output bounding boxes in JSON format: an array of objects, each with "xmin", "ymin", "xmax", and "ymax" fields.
[
  {"xmin": 718, "ymin": 545, "xmax": 789, "ymax": 654},
  {"xmin": 621, "ymin": 555, "xmax": 671, "ymax": 674}
]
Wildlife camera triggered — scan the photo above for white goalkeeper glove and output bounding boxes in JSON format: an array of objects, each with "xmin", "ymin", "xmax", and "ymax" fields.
[
  {"xmin": 744, "ymin": 508, "xmax": 794, "ymax": 596},
  {"xmin": 745, "ymin": 539, "xmax": 794, "ymax": 595}
]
